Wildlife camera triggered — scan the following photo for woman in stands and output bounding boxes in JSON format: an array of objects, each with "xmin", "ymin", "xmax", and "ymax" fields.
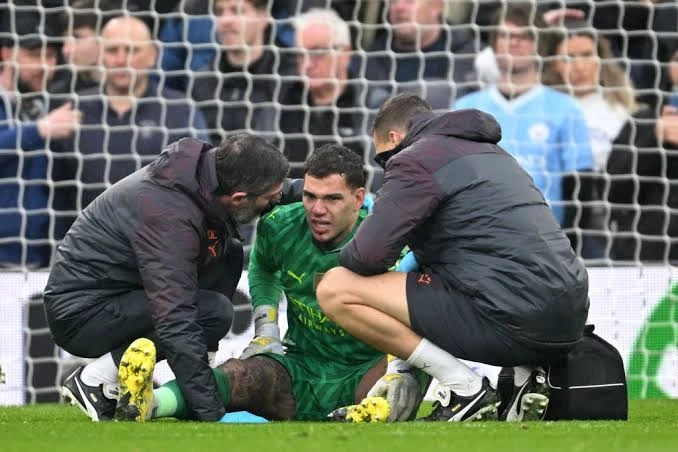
[{"xmin": 549, "ymin": 22, "xmax": 678, "ymax": 263}]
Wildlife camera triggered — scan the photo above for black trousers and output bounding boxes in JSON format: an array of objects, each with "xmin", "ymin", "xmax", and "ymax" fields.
[{"xmin": 51, "ymin": 240, "xmax": 242, "ymax": 364}]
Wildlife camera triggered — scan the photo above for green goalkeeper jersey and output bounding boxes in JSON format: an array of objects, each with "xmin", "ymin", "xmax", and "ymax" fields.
[{"xmin": 248, "ymin": 202, "xmax": 381, "ymax": 366}]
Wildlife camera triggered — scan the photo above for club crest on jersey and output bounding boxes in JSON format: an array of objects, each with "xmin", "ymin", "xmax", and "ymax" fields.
[{"xmin": 528, "ymin": 122, "xmax": 550, "ymax": 143}]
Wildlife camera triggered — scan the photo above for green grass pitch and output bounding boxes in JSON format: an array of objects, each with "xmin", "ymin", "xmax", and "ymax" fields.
[{"xmin": 0, "ymin": 400, "xmax": 676, "ymax": 452}]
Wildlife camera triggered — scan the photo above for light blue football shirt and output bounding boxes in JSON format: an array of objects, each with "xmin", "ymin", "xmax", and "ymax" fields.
[{"xmin": 454, "ymin": 85, "xmax": 593, "ymax": 225}]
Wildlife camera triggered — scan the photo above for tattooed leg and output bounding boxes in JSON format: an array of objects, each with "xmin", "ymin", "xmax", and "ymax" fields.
[{"xmin": 218, "ymin": 356, "xmax": 296, "ymax": 420}]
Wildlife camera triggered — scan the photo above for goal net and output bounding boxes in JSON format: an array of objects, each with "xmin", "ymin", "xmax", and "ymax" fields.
[{"xmin": 1, "ymin": 0, "xmax": 676, "ymax": 405}]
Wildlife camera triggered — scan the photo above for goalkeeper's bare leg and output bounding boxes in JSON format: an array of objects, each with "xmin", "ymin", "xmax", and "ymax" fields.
[
  {"xmin": 217, "ymin": 357, "xmax": 296, "ymax": 420},
  {"xmin": 122, "ymin": 353, "xmax": 388, "ymax": 422},
  {"xmin": 118, "ymin": 356, "xmax": 297, "ymax": 421}
]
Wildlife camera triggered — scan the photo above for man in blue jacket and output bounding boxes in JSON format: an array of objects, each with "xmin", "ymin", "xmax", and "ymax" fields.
[
  {"xmin": 317, "ymin": 94, "xmax": 589, "ymax": 422},
  {"xmin": 0, "ymin": 8, "xmax": 81, "ymax": 268}
]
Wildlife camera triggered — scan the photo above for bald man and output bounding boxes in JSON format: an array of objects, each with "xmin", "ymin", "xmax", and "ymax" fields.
[
  {"xmin": 52, "ymin": 15, "xmax": 209, "ymax": 213},
  {"xmin": 101, "ymin": 16, "xmax": 158, "ymax": 103},
  {"xmin": 277, "ymin": 9, "xmax": 371, "ymax": 184}
]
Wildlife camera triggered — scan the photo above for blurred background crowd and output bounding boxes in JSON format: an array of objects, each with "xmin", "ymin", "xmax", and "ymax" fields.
[{"xmin": 1, "ymin": 0, "xmax": 677, "ymax": 269}]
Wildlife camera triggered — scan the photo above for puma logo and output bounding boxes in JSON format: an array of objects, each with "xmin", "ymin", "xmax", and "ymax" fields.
[
  {"xmin": 287, "ymin": 270, "xmax": 305, "ymax": 284},
  {"xmin": 208, "ymin": 241, "xmax": 218, "ymax": 257}
]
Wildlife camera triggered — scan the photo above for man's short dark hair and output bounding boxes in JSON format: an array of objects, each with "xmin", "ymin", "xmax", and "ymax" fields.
[
  {"xmin": 215, "ymin": 133, "xmax": 289, "ymax": 196},
  {"xmin": 214, "ymin": 0, "xmax": 268, "ymax": 11},
  {"xmin": 248, "ymin": 0, "xmax": 269, "ymax": 10},
  {"xmin": 65, "ymin": 0, "xmax": 98, "ymax": 31},
  {"xmin": 304, "ymin": 144, "xmax": 365, "ymax": 190},
  {"xmin": 371, "ymin": 93, "xmax": 432, "ymax": 142},
  {"xmin": 63, "ymin": 0, "xmax": 119, "ymax": 32},
  {"xmin": 489, "ymin": 2, "xmax": 550, "ymax": 55}
]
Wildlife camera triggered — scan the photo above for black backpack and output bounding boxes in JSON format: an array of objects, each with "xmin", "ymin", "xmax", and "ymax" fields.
[{"xmin": 498, "ymin": 325, "xmax": 628, "ymax": 421}]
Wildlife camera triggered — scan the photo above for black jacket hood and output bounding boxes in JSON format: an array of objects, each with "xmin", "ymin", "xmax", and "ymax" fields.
[{"xmin": 402, "ymin": 109, "xmax": 502, "ymax": 148}]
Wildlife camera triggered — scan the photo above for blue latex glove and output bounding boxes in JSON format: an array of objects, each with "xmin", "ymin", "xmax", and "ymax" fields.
[
  {"xmin": 362, "ymin": 194, "xmax": 374, "ymax": 213},
  {"xmin": 219, "ymin": 411, "xmax": 269, "ymax": 423},
  {"xmin": 395, "ymin": 251, "xmax": 418, "ymax": 272}
]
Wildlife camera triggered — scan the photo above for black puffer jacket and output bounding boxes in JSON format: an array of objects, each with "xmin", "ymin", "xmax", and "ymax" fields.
[
  {"xmin": 341, "ymin": 109, "xmax": 590, "ymax": 347},
  {"xmin": 45, "ymin": 138, "xmax": 243, "ymax": 421}
]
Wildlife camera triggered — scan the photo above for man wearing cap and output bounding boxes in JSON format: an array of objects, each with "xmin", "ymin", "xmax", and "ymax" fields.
[{"xmin": 0, "ymin": 7, "xmax": 81, "ymax": 267}]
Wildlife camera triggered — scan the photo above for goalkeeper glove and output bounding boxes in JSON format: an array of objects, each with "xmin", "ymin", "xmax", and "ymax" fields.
[
  {"xmin": 239, "ymin": 305, "xmax": 284, "ymax": 359},
  {"xmin": 362, "ymin": 194, "xmax": 374, "ymax": 213},
  {"xmin": 367, "ymin": 356, "xmax": 422, "ymax": 422},
  {"xmin": 327, "ymin": 397, "xmax": 390, "ymax": 423},
  {"xmin": 395, "ymin": 251, "xmax": 418, "ymax": 273}
]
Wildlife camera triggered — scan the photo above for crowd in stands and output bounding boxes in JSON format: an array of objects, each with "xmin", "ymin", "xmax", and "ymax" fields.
[{"xmin": 1, "ymin": 0, "xmax": 677, "ymax": 269}]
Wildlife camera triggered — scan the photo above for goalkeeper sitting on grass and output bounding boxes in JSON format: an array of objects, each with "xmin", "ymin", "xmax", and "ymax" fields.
[{"xmin": 114, "ymin": 144, "xmax": 428, "ymax": 423}]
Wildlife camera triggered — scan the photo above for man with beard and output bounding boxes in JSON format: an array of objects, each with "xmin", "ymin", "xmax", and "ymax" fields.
[
  {"xmin": 44, "ymin": 134, "xmax": 289, "ymax": 422},
  {"xmin": 0, "ymin": 8, "xmax": 81, "ymax": 267},
  {"xmin": 112, "ymin": 144, "xmax": 428, "ymax": 424}
]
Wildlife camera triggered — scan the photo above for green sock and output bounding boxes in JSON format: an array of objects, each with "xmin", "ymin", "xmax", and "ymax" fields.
[
  {"xmin": 213, "ymin": 368, "xmax": 232, "ymax": 406},
  {"xmin": 154, "ymin": 369, "xmax": 231, "ymax": 420},
  {"xmin": 154, "ymin": 382, "xmax": 185, "ymax": 419}
]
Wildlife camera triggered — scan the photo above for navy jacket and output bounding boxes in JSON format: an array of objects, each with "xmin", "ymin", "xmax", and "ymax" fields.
[
  {"xmin": 54, "ymin": 81, "xmax": 207, "ymax": 214},
  {"xmin": 277, "ymin": 79, "xmax": 369, "ymax": 177},
  {"xmin": 192, "ymin": 49, "xmax": 295, "ymax": 145},
  {"xmin": 365, "ymin": 27, "xmax": 479, "ymax": 107},
  {"xmin": 0, "ymin": 91, "xmax": 57, "ymax": 267}
]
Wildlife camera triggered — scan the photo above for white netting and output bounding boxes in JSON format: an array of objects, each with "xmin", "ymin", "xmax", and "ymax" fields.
[{"xmin": 0, "ymin": 0, "xmax": 676, "ymax": 404}]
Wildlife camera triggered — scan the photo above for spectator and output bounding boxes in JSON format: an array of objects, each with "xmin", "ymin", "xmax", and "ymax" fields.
[
  {"xmin": 365, "ymin": 0, "xmax": 479, "ymax": 109},
  {"xmin": 278, "ymin": 9, "xmax": 371, "ymax": 184},
  {"xmin": 157, "ymin": 0, "xmax": 217, "ymax": 92},
  {"xmin": 539, "ymin": 0, "xmax": 678, "ymax": 111},
  {"xmin": 50, "ymin": 0, "xmax": 118, "ymax": 96},
  {"xmin": 191, "ymin": 0, "xmax": 293, "ymax": 145},
  {"xmin": 454, "ymin": 3, "xmax": 594, "ymax": 245},
  {"xmin": 158, "ymin": 0, "xmax": 304, "ymax": 92},
  {"xmin": 0, "ymin": 7, "xmax": 81, "ymax": 268},
  {"xmin": 549, "ymin": 22, "xmax": 644, "ymax": 259},
  {"xmin": 53, "ymin": 15, "xmax": 207, "ymax": 213},
  {"xmin": 605, "ymin": 43, "xmax": 678, "ymax": 262},
  {"xmin": 474, "ymin": 7, "xmax": 586, "ymax": 86}
]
